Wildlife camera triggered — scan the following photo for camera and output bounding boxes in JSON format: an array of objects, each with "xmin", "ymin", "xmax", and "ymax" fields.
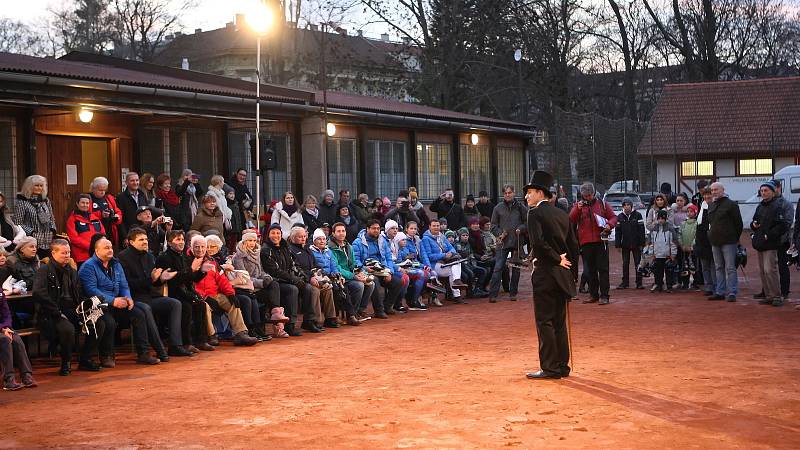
[
  {"xmin": 163, "ymin": 216, "xmax": 173, "ymax": 223},
  {"xmin": 581, "ymin": 200, "xmax": 592, "ymax": 206},
  {"xmin": 787, "ymin": 246, "xmax": 799, "ymax": 267},
  {"xmin": 401, "ymin": 200, "xmax": 410, "ymax": 209}
]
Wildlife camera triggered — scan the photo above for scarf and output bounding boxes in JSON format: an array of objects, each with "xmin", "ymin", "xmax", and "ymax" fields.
[
  {"xmin": 469, "ymin": 229, "xmax": 485, "ymax": 254},
  {"xmin": 236, "ymin": 240, "xmax": 261, "ymax": 265},
  {"xmin": 157, "ymin": 188, "xmax": 180, "ymax": 207},
  {"xmin": 305, "ymin": 207, "xmax": 319, "ymax": 218},
  {"xmin": 282, "ymin": 202, "xmax": 298, "ymax": 217}
]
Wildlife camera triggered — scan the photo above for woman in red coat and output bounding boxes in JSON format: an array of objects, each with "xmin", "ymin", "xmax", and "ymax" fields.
[
  {"xmin": 66, "ymin": 194, "xmax": 105, "ymax": 263},
  {"xmin": 89, "ymin": 177, "xmax": 123, "ymax": 246}
]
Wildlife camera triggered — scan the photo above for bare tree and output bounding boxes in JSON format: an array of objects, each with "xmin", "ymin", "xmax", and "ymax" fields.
[
  {"xmin": 112, "ymin": 0, "xmax": 193, "ymax": 61},
  {"xmin": 0, "ymin": 19, "xmax": 49, "ymax": 56},
  {"xmin": 50, "ymin": 0, "xmax": 117, "ymax": 55}
]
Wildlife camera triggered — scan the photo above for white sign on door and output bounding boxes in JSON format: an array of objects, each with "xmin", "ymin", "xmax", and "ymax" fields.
[{"xmin": 66, "ymin": 165, "xmax": 78, "ymax": 185}]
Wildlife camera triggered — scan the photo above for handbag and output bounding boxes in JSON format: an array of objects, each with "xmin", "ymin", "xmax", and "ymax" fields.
[{"xmin": 227, "ymin": 269, "xmax": 255, "ymax": 291}]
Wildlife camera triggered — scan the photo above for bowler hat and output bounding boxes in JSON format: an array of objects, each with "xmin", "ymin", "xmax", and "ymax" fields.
[{"xmin": 523, "ymin": 170, "xmax": 554, "ymax": 198}]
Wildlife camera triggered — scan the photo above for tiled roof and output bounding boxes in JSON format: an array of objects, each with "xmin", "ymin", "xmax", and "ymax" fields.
[
  {"xmin": 318, "ymin": 91, "xmax": 528, "ymax": 128},
  {"xmin": 638, "ymin": 77, "xmax": 800, "ymax": 156}
]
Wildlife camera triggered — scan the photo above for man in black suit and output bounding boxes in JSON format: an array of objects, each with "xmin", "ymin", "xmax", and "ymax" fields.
[{"xmin": 523, "ymin": 171, "xmax": 579, "ymax": 380}]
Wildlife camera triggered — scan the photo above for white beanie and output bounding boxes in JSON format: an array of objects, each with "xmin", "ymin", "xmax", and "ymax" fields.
[
  {"xmin": 385, "ymin": 219, "xmax": 399, "ymax": 232},
  {"xmin": 392, "ymin": 231, "xmax": 407, "ymax": 245},
  {"xmin": 313, "ymin": 228, "xmax": 327, "ymax": 241},
  {"xmin": 241, "ymin": 230, "xmax": 259, "ymax": 242}
]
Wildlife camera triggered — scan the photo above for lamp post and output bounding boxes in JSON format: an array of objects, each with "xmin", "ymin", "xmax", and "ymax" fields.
[
  {"xmin": 246, "ymin": 1, "xmax": 272, "ymax": 228},
  {"xmin": 514, "ymin": 48, "xmax": 526, "ymax": 123}
]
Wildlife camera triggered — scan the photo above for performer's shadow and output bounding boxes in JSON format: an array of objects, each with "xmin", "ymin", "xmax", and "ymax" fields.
[{"xmin": 562, "ymin": 376, "xmax": 800, "ymax": 444}]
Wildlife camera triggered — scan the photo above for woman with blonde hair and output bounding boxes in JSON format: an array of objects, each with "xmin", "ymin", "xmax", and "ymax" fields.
[
  {"xmin": 206, "ymin": 175, "xmax": 232, "ymax": 230},
  {"xmin": 14, "ymin": 175, "xmax": 56, "ymax": 258}
]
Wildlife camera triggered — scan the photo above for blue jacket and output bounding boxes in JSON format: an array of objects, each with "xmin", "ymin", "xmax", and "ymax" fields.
[
  {"xmin": 310, "ymin": 245, "xmax": 339, "ymax": 275},
  {"xmin": 421, "ymin": 230, "xmax": 455, "ymax": 265},
  {"xmin": 78, "ymin": 255, "xmax": 131, "ymax": 304},
  {"xmin": 352, "ymin": 229, "xmax": 392, "ymax": 271},
  {"xmin": 398, "ymin": 235, "xmax": 429, "ymax": 267}
]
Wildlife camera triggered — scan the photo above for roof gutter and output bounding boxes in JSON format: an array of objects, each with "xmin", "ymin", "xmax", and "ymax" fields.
[{"xmin": 0, "ymin": 71, "xmax": 535, "ymax": 136}]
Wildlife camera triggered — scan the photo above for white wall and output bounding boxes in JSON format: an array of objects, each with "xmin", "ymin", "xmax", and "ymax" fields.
[
  {"xmin": 775, "ymin": 157, "xmax": 794, "ymax": 172},
  {"xmin": 655, "ymin": 158, "xmax": 676, "ymax": 191}
]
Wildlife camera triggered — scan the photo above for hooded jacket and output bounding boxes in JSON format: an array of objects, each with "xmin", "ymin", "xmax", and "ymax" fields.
[
  {"xmin": 270, "ymin": 201, "xmax": 304, "ymax": 238},
  {"xmin": 328, "ymin": 238, "xmax": 357, "ymax": 279},
  {"xmin": 420, "ymin": 230, "xmax": 456, "ymax": 266},
  {"xmin": 648, "ymin": 223, "xmax": 677, "ymax": 259},
  {"xmin": 310, "ymin": 244, "xmax": 339, "ymax": 275},
  {"xmin": 751, "ymin": 195, "xmax": 790, "ymax": 252},
  {"xmin": 352, "ymin": 229, "xmax": 394, "ymax": 272},
  {"xmin": 66, "ymin": 209, "xmax": 105, "ymax": 263},
  {"xmin": 615, "ymin": 210, "xmax": 645, "ymax": 249}
]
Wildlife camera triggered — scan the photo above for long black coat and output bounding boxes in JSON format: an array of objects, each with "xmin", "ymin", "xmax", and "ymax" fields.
[
  {"xmin": 527, "ymin": 201, "xmax": 579, "ymax": 298},
  {"xmin": 615, "ymin": 211, "xmax": 645, "ymax": 249}
]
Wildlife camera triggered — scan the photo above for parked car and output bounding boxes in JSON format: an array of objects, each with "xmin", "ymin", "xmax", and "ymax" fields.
[
  {"xmin": 607, "ymin": 180, "xmax": 640, "ymax": 193},
  {"xmin": 602, "ymin": 192, "xmax": 646, "ymax": 241}
]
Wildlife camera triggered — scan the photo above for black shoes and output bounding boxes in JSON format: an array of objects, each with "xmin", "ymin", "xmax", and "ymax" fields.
[
  {"xmin": 373, "ymin": 311, "xmax": 389, "ymax": 319},
  {"xmin": 136, "ymin": 353, "xmax": 160, "ymax": 365},
  {"xmin": 59, "ymin": 361, "xmax": 72, "ymax": 376},
  {"xmin": 196, "ymin": 342, "xmax": 215, "ymax": 351},
  {"xmin": 526, "ymin": 371, "xmax": 561, "ymax": 380},
  {"xmin": 285, "ymin": 323, "xmax": 303, "ymax": 336},
  {"xmin": 582, "ymin": 298, "xmax": 599, "ymax": 304},
  {"xmin": 301, "ymin": 321, "xmax": 324, "ymax": 333},
  {"xmin": 79, "ymin": 360, "xmax": 102, "ymax": 371},
  {"xmin": 708, "ymin": 295, "xmax": 725, "ymax": 301},
  {"xmin": 208, "ymin": 335, "xmax": 220, "ymax": 346},
  {"xmin": 100, "ymin": 355, "xmax": 116, "ymax": 368},
  {"xmin": 726, "ymin": 295, "xmax": 737, "ymax": 302},
  {"xmin": 168, "ymin": 346, "xmax": 195, "ymax": 357},
  {"xmin": 324, "ymin": 318, "xmax": 341, "ymax": 328}
]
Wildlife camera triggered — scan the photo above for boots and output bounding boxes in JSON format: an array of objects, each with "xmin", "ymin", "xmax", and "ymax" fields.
[
  {"xmin": 270, "ymin": 307, "xmax": 289, "ymax": 323},
  {"xmin": 59, "ymin": 360, "xmax": 71, "ymax": 376},
  {"xmin": 272, "ymin": 322, "xmax": 289, "ymax": 338},
  {"xmin": 432, "ymin": 295, "xmax": 443, "ymax": 307}
]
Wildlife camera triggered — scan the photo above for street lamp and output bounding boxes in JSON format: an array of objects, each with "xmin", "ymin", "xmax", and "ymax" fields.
[
  {"xmin": 470, "ymin": 133, "xmax": 479, "ymax": 145},
  {"xmin": 514, "ymin": 48, "xmax": 527, "ymax": 123},
  {"xmin": 326, "ymin": 122, "xmax": 337, "ymax": 137},
  {"xmin": 246, "ymin": 1, "xmax": 273, "ymax": 228}
]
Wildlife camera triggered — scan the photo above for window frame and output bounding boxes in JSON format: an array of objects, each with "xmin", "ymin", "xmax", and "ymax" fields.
[
  {"xmin": 415, "ymin": 142, "xmax": 453, "ymax": 201},
  {"xmin": 327, "ymin": 137, "xmax": 359, "ymax": 196},
  {"xmin": 680, "ymin": 160, "xmax": 715, "ymax": 178},
  {"xmin": 737, "ymin": 158, "xmax": 773, "ymax": 176},
  {"xmin": 365, "ymin": 139, "xmax": 408, "ymax": 199},
  {"xmin": 0, "ymin": 118, "xmax": 17, "ymax": 210}
]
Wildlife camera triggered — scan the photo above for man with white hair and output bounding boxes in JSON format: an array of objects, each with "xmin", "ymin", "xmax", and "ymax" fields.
[
  {"xmin": 89, "ymin": 177, "xmax": 123, "ymax": 246},
  {"xmin": 707, "ymin": 182, "xmax": 743, "ymax": 302}
]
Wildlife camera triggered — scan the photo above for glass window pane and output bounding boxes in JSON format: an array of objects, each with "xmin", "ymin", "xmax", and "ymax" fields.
[
  {"xmin": 497, "ymin": 146, "xmax": 525, "ymax": 196},
  {"xmin": 416, "ymin": 143, "xmax": 452, "ymax": 200},
  {"xmin": 755, "ymin": 159, "xmax": 772, "ymax": 175},
  {"xmin": 0, "ymin": 119, "xmax": 16, "ymax": 209},
  {"xmin": 683, "ymin": 161, "xmax": 713, "ymax": 177},
  {"xmin": 327, "ymin": 138, "xmax": 358, "ymax": 196},
  {"xmin": 459, "ymin": 143, "xmax": 489, "ymax": 197},
  {"xmin": 739, "ymin": 159, "xmax": 755, "ymax": 175},
  {"xmin": 138, "ymin": 128, "xmax": 165, "ymax": 177},
  {"xmin": 365, "ymin": 140, "xmax": 407, "ymax": 199}
]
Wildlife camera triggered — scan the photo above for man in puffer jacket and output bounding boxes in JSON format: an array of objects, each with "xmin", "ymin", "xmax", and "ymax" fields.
[
  {"xmin": 352, "ymin": 219, "xmax": 403, "ymax": 318},
  {"xmin": 750, "ymin": 181, "xmax": 791, "ymax": 306},
  {"xmin": 569, "ymin": 182, "xmax": 617, "ymax": 304},
  {"xmin": 647, "ymin": 210, "xmax": 677, "ymax": 293}
]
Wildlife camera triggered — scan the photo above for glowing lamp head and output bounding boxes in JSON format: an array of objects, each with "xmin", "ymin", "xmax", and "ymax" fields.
[
  {"xmin": 326, "ymin": 122, "xmax": 337, "ymax": 137},
  {"xmin": 246, "ymin": 1, "xmax": 274, "ymax": 34},
  {"xmin": 78, "ymin": 108, "xmax": 94, "ymax": 123},
  {"xmin": 470, "ymin": 133, "xmax": 479, "ymax": 145}
]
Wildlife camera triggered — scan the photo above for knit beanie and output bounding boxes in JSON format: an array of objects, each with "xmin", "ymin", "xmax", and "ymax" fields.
[
  {"xmin": 385, "ymin": 219, "xmax": 399, "ymax": 232},
  {"xmin": 313, "ymin": 228, "xmax": 326, "ymax": 241}
]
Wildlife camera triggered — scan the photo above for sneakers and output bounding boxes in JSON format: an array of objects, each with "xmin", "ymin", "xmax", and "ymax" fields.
[
  {"xmin": 650, "ymin": 285, "xmax": 659, "ymax": 292},
  {"xmin": 21, "ymin": 373, "xmax": 37, "ymax": 388},
  {"xmin": 598, "ymin": 297, "xmax": 610, "ymax": 305},
  {"xmin": 470, "ymin": 289, "xmax": 489, "ymax": 298},
  {"xmin": 772, "ymin": 297, "xmax": 784, "ymax": 307},
  {"xmin": 272, "ymin": 322, "xmax": 290, "ymax": 338},
  {"xmin": 431, "ymin": 296, "xmax": 444, "ymax": 307},
  {"xmin": 392, "ymin": 306, "xmax": 409, "ymax": 314},
  {"xmin": 233, "ymin": 331, "xmax": 259, "ymax": 346},
  {"xmin": 356, "ymin": 310, "xmax": 372, "ymax": 321},
  {"xmin": 3, "ymin": 376, "xmax": 22, "ymax": 391},
  {"xmin": 408, "ymin": 302, "xmax": 428, "ymax": 311}
]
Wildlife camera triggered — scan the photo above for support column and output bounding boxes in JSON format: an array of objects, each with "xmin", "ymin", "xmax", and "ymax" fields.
[{"xmin": 300, "ymin": 116, "xmax": 328, "ymax": 200}]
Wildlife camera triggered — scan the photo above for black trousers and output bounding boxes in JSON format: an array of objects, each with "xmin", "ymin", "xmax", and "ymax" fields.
[
  {"xmin": 778, "ymin": 242, "xmax": 790, "ymax": 297},
  {"xmin": 532, "ymin": 282, "xmax": 570, "ymax": 376},
  {"xmin": 620, "ymin": 247, "xmax": 642, "ymax": 287},
  {"xmin": 111, "ymin": 303, "xmax": 166, "ymax": 355},
  {"xmin": 581, "ymin": 242, "xmax": 610, "ymax": 299},
  {"xmin": 652, "ymin": 258, "xmax": 676, "ymax": 288},
  {"xmin": 176, "ymin": 299, "xmax": 209, "ymax": 346},
  {"xmin": 276, "ymin": 282, "xmax": 301, "ymax": 324},
  {"xmin": 41, "ymin": 310, "xmax": 116, "ymax": 363},
  {"xmin": 371, "ymin": 275, "xmax": 403, "ymax": 313}
]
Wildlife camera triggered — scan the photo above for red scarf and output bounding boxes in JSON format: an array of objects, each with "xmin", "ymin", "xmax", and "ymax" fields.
[{"xmin": 157, "ymin": 188, "xmax": 180, "ymax": 207}]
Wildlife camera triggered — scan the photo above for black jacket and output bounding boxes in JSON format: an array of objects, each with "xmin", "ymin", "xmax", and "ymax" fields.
[
  {"xmin": 431, "ymin": 198, "xmax": 466, "ymax": 231},
  {"xmin": 32, "ymin": 261, "xmax": 83, "ymax": 320},
  {"xmin": 751, "ymin": 197, "xmax": 790, "ymax": 252},
  {"xmin": 117, "ymin": 188, "xmax": 149, "ymax": 238},
  {"xmin": 154, "ymin": 247, "xmax": 204, "ymax": 302},
  {"xmin": 615, "ymin": 211, "xmax": 645, "ymax": 249},
  {"xmin": 476, "ymin": 200, "xmax": 495, "ymax": 219},
  {"xmin": 384, "ymin": 207, "xmax": 421, "ymax": 230},
  {"xmin": 527, "ymin": 202, "xmax": 579, "ymax": 298},
  {"xmin": 301, "ymin": 209, "xmax": 325, "ymax": 235},
  {"xmin": 337, "ymin": 216, "xmax": 361, "ymax": 243},
  {"xmin": 176, "ymin": 180, "xmax": 205, "ymax": 231},
  {"xmin": 261, "ymin": 239, "xmax": 305, "ymax": 287},
  {"xmin": 288, "ymin": 242, "xmax": 317, "ymax": 280},
  {"xmin": 318, "ymin": 201, "xmax": 338, "ymax": 227},
  {"xmin": 118, "ymin": 247, "xmax": 164, "ymax": 302},
  {"xmin": 707, "ymin": 196, "xmax": 743, "ymax": 246}
]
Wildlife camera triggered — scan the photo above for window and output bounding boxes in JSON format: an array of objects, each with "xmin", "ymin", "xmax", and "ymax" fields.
[
  {"xmin": 227, "ymin": 131, "xmax": 294, "ymax": 201},
  {"xmin": 738, "ymin": 158, "xmax": 772, "ymax": 176},
  {"xmin": 416, "ymin": 143, "xmax": 452, "ymax": 200},
  {"xmin": 459, "ymin": 143, "xmax": 490, "ymax": 197},
  {"xmin": 327, "ymin": 138, "xmax": 358, "ymax": 196},
  {"xmin": 0, "ymin": 119, "xmax": 17, "ymax": 209},
  {"xmin": 365, "ymin": 140, "xmax": 407, "ymax": 199},
  {"xmin": 138, "ymin": 127, "xmax": 218, "ymax": 186},
  {"xmin": 790, "ymin": 176, "xmax": 800, "ymax": 194},
  {"xmin": 681, "ymin": 160, "xmax": 714, "ymax": 177},
  {"xmin": 497, "ymin": 145, "xmax": 525, "ymax": 196}
]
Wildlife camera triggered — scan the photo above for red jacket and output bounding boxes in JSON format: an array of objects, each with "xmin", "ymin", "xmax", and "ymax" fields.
[
  {"xmin": 90, "ymin": 193, "xmax": 123, "ymax": 245},
  {"xmin": 66, "ymin": 210, "xmax": 105, "ymax": 262},
  {"xmin": 194, "ymin": 260, "xmax": 235, "ymax": 298},
  {"xmin": 569, "ymin": 199, "xmax": 618, "ymax": 246}
]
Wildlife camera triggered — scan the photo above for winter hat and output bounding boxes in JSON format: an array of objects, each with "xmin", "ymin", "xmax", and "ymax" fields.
[
  {"xmin": 621, "ymin": 197, "xmax": 633, "ymax": 206},
  {"xmin": 466, "ymin": 194, "xmax": 475, "ymax": 202},
  {"xmin": 268, "ymin": 223, "xmax": 282, "ymax": 232},
  {"xmin": 439, "ymin": 218, "xmax": 448, "ymax": 227},
  {"xmin": 321, "ymin": 189, "xmax": 335, "ymax": 201},
  {"xmin": 579, "ymin": 182, "xmax": 595, "ymax": 196},
  {"xmin": 222, "ymin": 184, "xmax": 235, "ymax": 195},
  {"xmin": 242, "ymin": 230, "xmax": 259, "ymax": 242},
  {"xmin": 312, "ymin": 228, "xmax": 326, "ymax": 242},
  {"xmin": 479, "ymin": 191, "xmax": 488, "ymax": 197},
  {"xmin": 393, "ymin": 232, "xmax": 407, "ymax": 245},
  {"xmin": 445, "ymin": 230, "xmax": 456, "ymax": 239},
  {"xmin": 760, "ymin": 181, "xmax": 776, "ymax": 192},
  {"xmin": 687, "ymin": 204, "xmax": 699, "ymax": 215},
  {"xmin": 457, "ymin": 227, "xmax": 469, "ymax": 236},
  {"xmin": 656, "ymin": 210, "xmax": 668, "ymax": 220},
  {"xmin": 384, "ymin": 219, "xmax": 399, "ymax": 232}
]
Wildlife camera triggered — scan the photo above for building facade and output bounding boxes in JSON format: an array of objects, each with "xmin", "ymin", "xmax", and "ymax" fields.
[{"xmin": 0, "ymin": 51, "xmax": 530, "ymax": 228}]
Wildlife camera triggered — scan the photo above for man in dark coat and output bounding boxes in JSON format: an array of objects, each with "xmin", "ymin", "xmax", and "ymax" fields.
[
  {"xmin": 431, "ymin": 188, "xmax": 466, "ymax": 231},
  {"xmin": 116, "ymin": 172, "xmax": 149, "ymax": 246},
  {"xmin": 523, "ymin": 171, "xmax": 578, "ymax": 380},
  {"xmin": 614, "ymin": 198, "xmax": 646, "ymax": 289}
]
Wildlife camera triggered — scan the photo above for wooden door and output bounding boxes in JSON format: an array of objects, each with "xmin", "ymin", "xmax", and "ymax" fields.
[{"xmin": 46, "ymin": 136, "xmax": 82, "ymax": 231}]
